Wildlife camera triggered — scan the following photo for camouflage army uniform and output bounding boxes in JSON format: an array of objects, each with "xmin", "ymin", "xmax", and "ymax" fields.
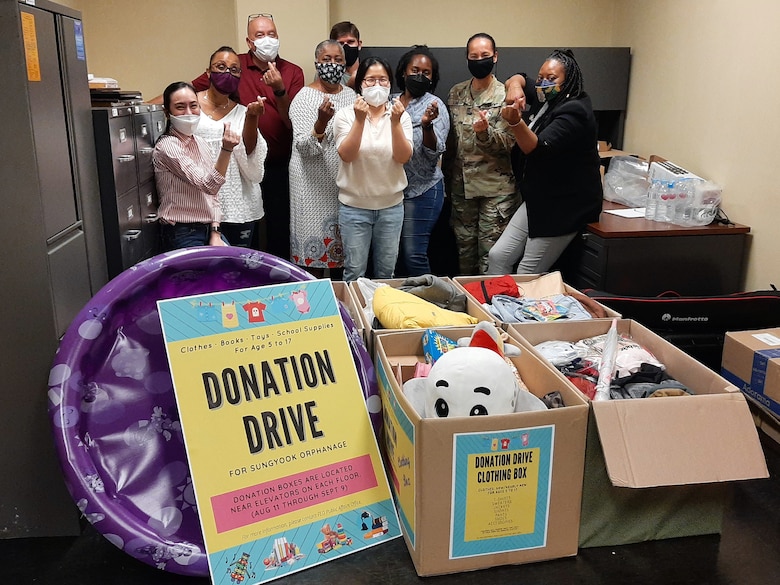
[{"xmin": 446, "ymin": 75, "xmax": 519, "ymax": 275}]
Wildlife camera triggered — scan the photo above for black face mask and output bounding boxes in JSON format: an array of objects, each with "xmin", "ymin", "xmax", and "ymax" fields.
[
  {"xmin": 405, "ymin": 73, "xmax": 432, "ymax": 98},
  {"xmin": 342, "ymin": 44, "xmax": 360, "ymax": 67},
  {"xmin": 467, "ymin": 56, "xmax": 495, "ymax": 80}
]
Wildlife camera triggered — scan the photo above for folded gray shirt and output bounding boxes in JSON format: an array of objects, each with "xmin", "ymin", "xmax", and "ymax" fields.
[{"xmin": 400, "ymin": 275, "xmax": 467, "ymax": 313}]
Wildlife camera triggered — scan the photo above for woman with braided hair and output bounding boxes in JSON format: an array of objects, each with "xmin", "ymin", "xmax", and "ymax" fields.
[{"xmin": 486, "ymin": 49, "xmax": 602, "ymax": 275}]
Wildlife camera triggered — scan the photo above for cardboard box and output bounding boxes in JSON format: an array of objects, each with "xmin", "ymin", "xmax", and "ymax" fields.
[
  {"xmin": 453, "ymin": 272, "xmax": 620, "ymax": 328},
  {"xmin": 507, "ymin": 319, "xmax": 769, "ymax": 548},
  {"xmin": 721, "ymin": 328, "xmax": 780, "ymax": 420},
  {"xmin": 350, "ymin": 278, "xmax": 496, "ymax": 359},
  {"xmin": 647, "ymin": 154, "xmax": 703, "ymax": 183},
  {"xmin": 331, "ymin": 280, "xmax": 363, "ymax": 342},
  {"xmin": 375, "ymin": 327, "xmax": 589, "ymax": 576}
]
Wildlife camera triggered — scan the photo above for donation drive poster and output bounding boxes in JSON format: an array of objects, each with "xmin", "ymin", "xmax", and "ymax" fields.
[{"xmin": 158, "ymin": 279, "xmax": 400, "ymax": 585}]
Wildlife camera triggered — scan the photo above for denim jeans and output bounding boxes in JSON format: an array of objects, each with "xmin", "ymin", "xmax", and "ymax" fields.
[
  {"xmin": 399, "ymin": 179, "xmax": 444, "ymax": 277},
  {"xmin": 160, "ymin": 222, "xmax": 229, "ymax": 251},
  {"xmin": 339, "ymin": 202, "xmax": 404, "ymax": 282}
]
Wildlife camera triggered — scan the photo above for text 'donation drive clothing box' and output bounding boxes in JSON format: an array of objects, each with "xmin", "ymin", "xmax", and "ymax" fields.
[
  {"xmin": 374, "ymin": 327, "xmax": 589, "ymax": 576},
  {"xmin": 452, "ymin": 272, "xmax": 620, "ymax": 329},
  {"xmin": 350, "ymin": 278, "xmax": 496, "ymax": 360},
  {"xmin": 507, "ymin": 319, "xmax": 769, "ymax": 548},
  {"xmin": 721, "ymin": 327, "xmax": 780, "ymax": 421}
]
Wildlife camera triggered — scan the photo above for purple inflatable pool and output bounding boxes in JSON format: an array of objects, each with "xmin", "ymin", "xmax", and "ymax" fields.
[{"xmin": 47, "ymin": 248, "xmax": 379, "ymax": 576}]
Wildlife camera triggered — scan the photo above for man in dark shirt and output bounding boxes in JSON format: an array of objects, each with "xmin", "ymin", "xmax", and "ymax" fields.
[{"xmin": 193, "ymin": 14, "xmax": 304, "ymax": 259}]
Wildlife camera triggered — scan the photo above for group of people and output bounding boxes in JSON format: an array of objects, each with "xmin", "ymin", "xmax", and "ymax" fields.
[{"xmin": 152, "ymin": 14, "xmax": 603, "ymax": 282}]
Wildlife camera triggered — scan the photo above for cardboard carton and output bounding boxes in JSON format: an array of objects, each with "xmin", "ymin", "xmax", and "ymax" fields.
[
  {"xmin": 350, "ymin": 278, "xmax": 496, "ymax": 359},
  {"xmin": 375, "ymin": 327, "xmax": 589, "ymax": 576},
  {"xmin": 507, "ymin": 319, "xmax": 769, "ymax": 548},
  {"xmin": 453, "ymin": 272, "xmax": 620, "ymax": 328},
  {"xmin": 331, "ymin": 280, "xmax": 363, "ymax": 342},
  {"xmin": 721, "ymin": 328, "xmax": 780, "ymax": 421}
]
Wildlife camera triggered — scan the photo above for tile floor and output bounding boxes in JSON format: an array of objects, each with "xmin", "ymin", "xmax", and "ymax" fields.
[{"xmin": 2, "ymin": 434, "xmax": 779, "ymax": 585}]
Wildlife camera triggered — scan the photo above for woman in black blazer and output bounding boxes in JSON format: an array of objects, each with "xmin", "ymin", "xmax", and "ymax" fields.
[{"xmin": 486, "ymin": 49, "xmax": 603, "ymax": 274}]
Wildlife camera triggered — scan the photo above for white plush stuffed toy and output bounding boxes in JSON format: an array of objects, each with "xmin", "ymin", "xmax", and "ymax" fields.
[{"xmin": 403, "ymin": 322, "xmax": 547, "ymax": 418}]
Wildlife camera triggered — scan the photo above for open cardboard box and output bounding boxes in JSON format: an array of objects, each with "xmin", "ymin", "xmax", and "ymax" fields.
[
  {"xmin": 374, "ymin": 327, "xmax": 589, "ymax": 576},
  {"xmin": 350, "ymin": 278, "xmax": 496, "ymax": 360},
  {"xmin": 331, "ymin": 280, "xmax": 363, "ymax": 342},
  {"xmin": 507, "ymin": 319, "xmax": 769, "ymax": 547},
  {"xmin": 453, "ymin": 272, "xmax": 620, "ymax": 328}
]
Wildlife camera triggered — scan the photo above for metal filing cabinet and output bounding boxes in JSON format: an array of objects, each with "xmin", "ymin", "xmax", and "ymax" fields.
[
  {"xmin": 2, "ymin": 0, "xmax": 106, "ymax": 538},
  {"xmin": 132, "ymin": 104, "xmax": 163, "ymax": 259},
  {"xmin": 93, "ymin": 104, "xmax": 163, "ymax": 278}
]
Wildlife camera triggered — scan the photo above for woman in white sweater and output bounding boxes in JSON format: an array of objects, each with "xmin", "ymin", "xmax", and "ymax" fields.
[
  {"xmin": 194, "ymin": 46, "xmax": 267, "ymax": 247},
  {"xmin": 333, "ymin": 56, "xmax": 413, "ymax": 281}
]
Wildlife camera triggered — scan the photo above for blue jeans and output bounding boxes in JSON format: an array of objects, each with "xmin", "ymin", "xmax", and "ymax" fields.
[
  {"xmin": 160, "ymin": 222, "xmax": 228, "ymax": 251},
  {"xmin": 339, "ymin": 202, "xmax": 404, "ymax": 282},
  {"xmin": 400, "ymin": 179, "xmax": 444, "ymax": 277}
]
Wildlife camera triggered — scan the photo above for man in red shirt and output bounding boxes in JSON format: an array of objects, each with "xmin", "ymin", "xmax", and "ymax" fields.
[{"xmin": 193, "ymin": 14, "xmax": 304, "ymax": 260}]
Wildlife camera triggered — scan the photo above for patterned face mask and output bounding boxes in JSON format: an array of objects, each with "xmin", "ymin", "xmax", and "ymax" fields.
[
  {"xmin": 535, "ymin": 79, "xmax": 560, "ymax": 103},
  {"xmin": 315, "ymin": 62, "xmax": 347, "ymax": 85}
]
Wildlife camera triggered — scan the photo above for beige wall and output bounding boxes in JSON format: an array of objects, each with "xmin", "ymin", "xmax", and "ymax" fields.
[
  {"xmin": 613, "ymin": 0, "xmax": 778, "ymax": 290},
  {"xmin": 74, "ymin": 0, "xmax": 775, "ymax": 289},
  {"xmin": 330, "ymin": 0, "xmax": 616, "ymax": 47},
  {"xmin": 79, "ymin": 0, "xmax": 236, "ymax": 100}
]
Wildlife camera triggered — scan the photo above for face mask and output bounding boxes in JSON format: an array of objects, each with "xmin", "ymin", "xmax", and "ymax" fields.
[
  {"xmin": 169, "ymin": 114, "xmax": 200, "ymax": 136},
  {"xmin": 316, "ymin": 62, "xmax": 347, "ymax": 85},
  {"xmin": 342, "ymin": 44, "xmax": 360, "ymax": 67},
  {"xmin": 405, "ymin": 73, "xmax": 432, "ymax": 98},
  {"xmin": 253, "ymin": 36, "xmax": 279, "ymax": 62},
  {"xmin": 210, "ymin": 71, "xmax": 240, "ymax": 95},
  {"xmin": 535, "ymin": 79, "xmax": 560, "ymax": 103},
  {"xmin": 467, "ymin": 56, "xmax": 494, "ymax": 80},
  {"xmin": 362, "ymin": 84, "xmax": 390, "ymax": 107}
]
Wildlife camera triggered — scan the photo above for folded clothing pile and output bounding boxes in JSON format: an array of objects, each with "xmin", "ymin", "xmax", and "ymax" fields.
[
  {"xmin": 363, "ymin": 275, "xmax": 478, "ymax": 330},
  {"xmin": 461, "ymin": 273, "xmax": 608, "ymax": 323},
  {"xmin": 534, "ymin": 334, "xmax": 693, "ymax": 400}
]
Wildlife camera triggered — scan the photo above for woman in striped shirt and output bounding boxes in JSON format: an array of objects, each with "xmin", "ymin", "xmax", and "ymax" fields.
[{"xmin": 153, "ymin": 81, "xmax": 240, "ymax": 250}]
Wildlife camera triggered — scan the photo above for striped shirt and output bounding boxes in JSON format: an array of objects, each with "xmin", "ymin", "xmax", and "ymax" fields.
[{"xmin": 153, "ymin": 128, "xmax": 226, "ymax": 224}]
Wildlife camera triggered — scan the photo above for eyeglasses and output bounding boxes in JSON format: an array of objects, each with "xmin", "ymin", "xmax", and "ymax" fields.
[
  {"xmin": 211, "ymin": 63, "xmax": 242, "ymax": 77},
  {"xmin": 248, "ymin": 13, "xmax": 273, "ymax": 23},
  {"xmin": 362, "ymin": 77, "xmax": 390, "ymax": 87}
]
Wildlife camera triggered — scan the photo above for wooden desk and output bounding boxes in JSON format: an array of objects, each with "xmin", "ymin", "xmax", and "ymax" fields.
[{"xmin": 564, "ymin": 201, "xmax": 751, "ymax": 296}]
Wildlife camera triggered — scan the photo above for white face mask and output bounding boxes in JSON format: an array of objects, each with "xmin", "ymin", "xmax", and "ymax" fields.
[
  {"xmin": 169, "ymin": 114, "xmax": 200, "ymax": 136},
  {"xmin": 253, "ymin": 37, "xmax": 280, "ymax": 62},
  {"xmin": 362, "ymin": 85, "xmax": 390, "ymax": 107}
]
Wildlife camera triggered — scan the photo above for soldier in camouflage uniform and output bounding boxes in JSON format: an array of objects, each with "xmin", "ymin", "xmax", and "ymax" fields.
[{"xmin": 445, "ymin": 33, "xmax": 519, "ymax": 275}]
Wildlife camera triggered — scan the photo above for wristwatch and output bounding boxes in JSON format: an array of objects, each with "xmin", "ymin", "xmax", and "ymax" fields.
[
  {"xmin": 273, "ymin": 88, "xmax": 286, "ymax": 97},
  {"xmin": 210, "ymin": 225, "xmax": 221, "ymax": 234}
]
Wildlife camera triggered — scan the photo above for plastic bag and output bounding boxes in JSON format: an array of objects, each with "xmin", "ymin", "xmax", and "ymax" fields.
[
  {"xmin": 355, "ymin": 277, "xmax": 387, "ymax": 326},
  {"xmin": 672, "ymin": 180, "xmax": 723, "ymax": 226},
  {"xmin": 603, "ymin": 156, "xmax": 650, "ymax": 208}
]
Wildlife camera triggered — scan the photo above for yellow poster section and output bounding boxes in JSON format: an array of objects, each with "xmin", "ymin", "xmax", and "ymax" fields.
[
  {"xmin": 168, "ymin": 314, "xmax": 387, "ymax": 552},
  {"xmin": 464, "ymin": 449, "xmax": 540, "ymax": 541},
  {"xmin": 378, "ymin": 370, "xmax": 416, "ymax": 540}
]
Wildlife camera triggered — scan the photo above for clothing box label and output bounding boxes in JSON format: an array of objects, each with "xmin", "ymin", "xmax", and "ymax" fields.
[{"xmin": 450, "ymin": 426, "xmax": 554, "ymax": 559}]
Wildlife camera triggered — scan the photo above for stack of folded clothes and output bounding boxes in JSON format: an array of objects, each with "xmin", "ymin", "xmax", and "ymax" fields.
[{"xmin": 533, "ymin": 334, "xmax": 693, "ymax": 400}]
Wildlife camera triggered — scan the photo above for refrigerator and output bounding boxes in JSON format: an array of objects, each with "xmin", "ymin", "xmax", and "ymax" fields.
[{"xmin": 0, "ymin": 0, "xmax": 107, "ymax": 537}]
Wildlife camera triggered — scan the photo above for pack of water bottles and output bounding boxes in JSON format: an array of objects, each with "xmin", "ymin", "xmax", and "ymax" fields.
[{"xmin": 644, "ymin": 178, "xmax": 722, "ymax": 226}]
